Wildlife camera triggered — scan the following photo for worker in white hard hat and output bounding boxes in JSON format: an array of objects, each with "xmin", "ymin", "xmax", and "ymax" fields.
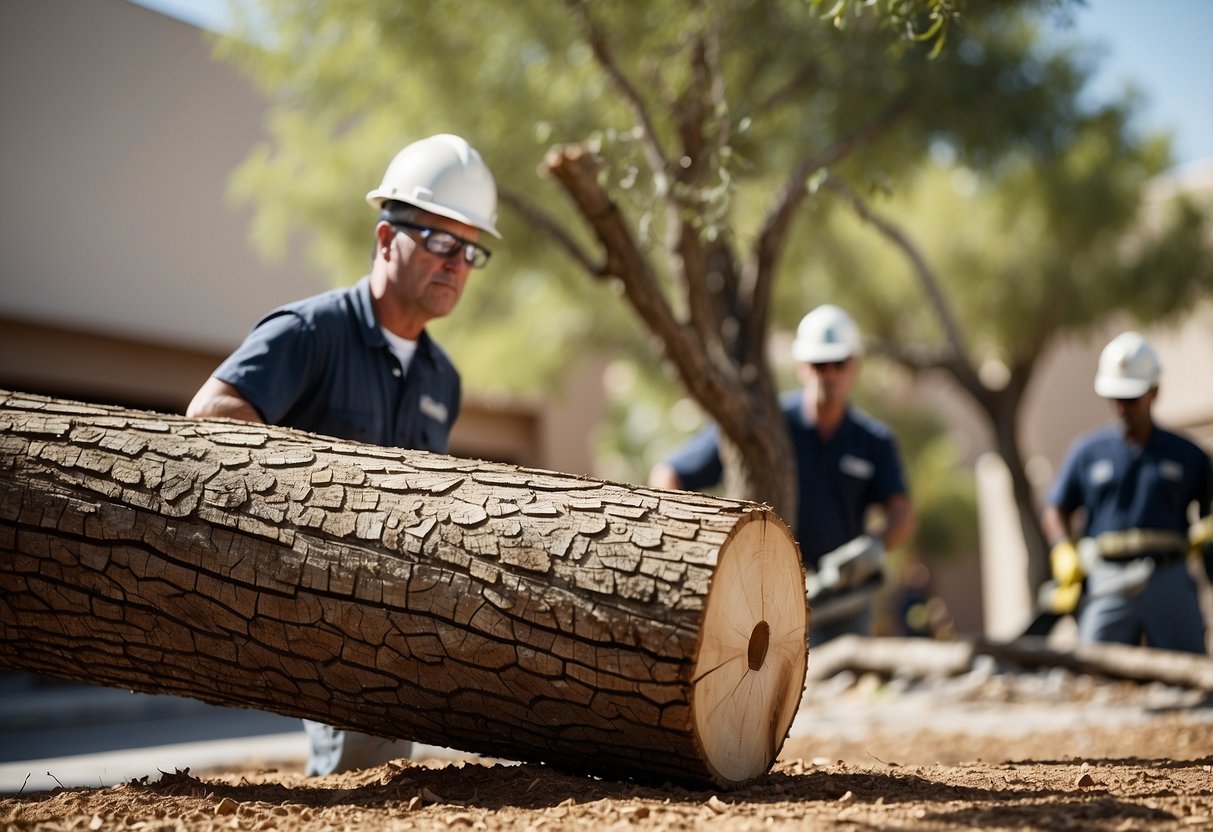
[
  {"xmin": 1041, "ymin": 331, "xmax": 1213, "ymax": 654},
  {"xmin": 649, "ymin": 304, "xmax": 916, "ymax": 646},
  {"xmin": 188, "ymin": 134, "xmax": 501, "ymax": 772}
]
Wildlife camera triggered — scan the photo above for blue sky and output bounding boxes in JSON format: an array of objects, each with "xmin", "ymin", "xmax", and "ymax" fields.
[
  {"xmin": 1055, "ymin": 0, "xmax": 1212, "ymax": 171},
  {"xmin": 130, "ymin": 0, "xmax": 1210, "ymax": 170}
]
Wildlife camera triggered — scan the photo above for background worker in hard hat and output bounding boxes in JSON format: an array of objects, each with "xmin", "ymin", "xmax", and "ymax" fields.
[
  {"xmin": 649, "ymin": 304, "xmax": 915, "ymax": 646},
  {"xmin": 188, "ymin": 133, "xmax": 501, "ymax": 773},
  {"xmin": 1042, "ymin": 331, "xmax": 1213, "ymax": 654}
]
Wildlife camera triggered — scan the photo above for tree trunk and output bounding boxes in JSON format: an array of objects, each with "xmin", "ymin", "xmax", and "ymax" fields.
[
  {"xmin": 718, "ymin": 390, "xmax": 799, "ymax": 536},
  {"xmin": 991, "ymin": 407, "xmax": 1049, "ymax": 592},
  {"xmin": 0, "ymin": 391, "xmax": 806, "ymax": 789}
]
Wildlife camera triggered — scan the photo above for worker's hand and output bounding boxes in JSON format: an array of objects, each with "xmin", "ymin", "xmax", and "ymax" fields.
[
  {"xmin": 1042, "ymin": 540, "xmax": 1083, "ymax": 615},
  {"xmin": 1189, "ymin": 516, "xmax": 1212, "ymax": 555},
  {"xmin": 1050, "ymin": 540, "xmax": 1083, "ymax": 586},
  {"xmin": 1193, "ymin": 517, "xmax": 1213, "ymax": 583}
]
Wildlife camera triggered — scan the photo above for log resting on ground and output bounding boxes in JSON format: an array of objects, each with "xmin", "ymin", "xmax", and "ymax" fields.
[
  {"xmin": 0, "ymin": 391, "xmax": 807, "ymax": 788},
  {"xmin": 807, "ymin": 635, "xmax": 1213, "ymax": 692}
]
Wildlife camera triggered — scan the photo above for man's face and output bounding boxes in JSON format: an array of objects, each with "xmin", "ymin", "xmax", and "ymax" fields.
[
  {"xmin": 803, "ymin": 356, "xmax": 858, "ymax": 408},
  {"xmin": 1109, "ymin": 387, "xmax": 1156, "ymax": 437},
  {"xmin": 383, "ymin": 210, "xmax": 481, "ymax": 322}
]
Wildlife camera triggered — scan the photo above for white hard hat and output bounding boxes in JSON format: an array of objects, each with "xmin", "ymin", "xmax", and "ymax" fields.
[
  {"xmin": 1093, "ymin": 331, "xmax": 1161, "ymax": 399},
  {"xmin": 366, "ymin": 134, "xmax": 501, "ymax": 238},
  {"xmin": 791, "ymin": 304, "xmax": 863, "ymax": 363}
]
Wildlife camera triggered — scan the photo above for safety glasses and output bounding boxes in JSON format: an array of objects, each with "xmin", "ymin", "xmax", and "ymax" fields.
[
  {"xmin": 390, "ymin": 220, "xmax": 492, "ymax": 269},
  {"xmin": 810, "ymin": 359, "xmax": 851, "ymax": 373}
]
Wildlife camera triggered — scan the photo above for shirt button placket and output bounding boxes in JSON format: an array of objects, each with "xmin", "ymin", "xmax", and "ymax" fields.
[{"xmin": 386, "ymin": 349, "xmax": 408, "ymax": 447}]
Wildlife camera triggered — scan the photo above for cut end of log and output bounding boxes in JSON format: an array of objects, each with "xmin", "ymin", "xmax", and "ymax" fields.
[{"xmin": 691, "ymin": 511, "xmax": 807, "ymax": 787}]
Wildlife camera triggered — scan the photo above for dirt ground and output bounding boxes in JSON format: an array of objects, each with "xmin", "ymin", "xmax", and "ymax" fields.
[{"xmin": 4, "ymin": 667, "xmax": 1212, "ymax": 831}]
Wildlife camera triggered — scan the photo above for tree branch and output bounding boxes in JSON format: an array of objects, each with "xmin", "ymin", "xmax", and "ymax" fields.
[
  {"xmin": 750, "ymin": 61, "xmax": 822, "ymax": 117},
  {"xmin": 866, "ymin": 336, "xmax": 995, "ymax": 416},
  {"xmin": 544, "ymin": 144, "xmax": 748, "ymax": 441},
  {"xmin": 824, "ymin": 178, "xmax": 983, "ymax": 395},
  {"xmin": 498, "ymin": 186, "xmax": 603, "ymax": 278},
  {"xmin": 564, "ymin": 0, "xmax": 668, "ymax": 178},
  {"xmin": 745, "ymin": 93, "xmax": 920, "ymax": 361},
  {"xmin": 672, "ymin": 19, "xmax": 740, "ymax": 358},
  {"xmin": 544, "ymin": 145, "xmax": 682, "ymax": 355},
  {"xmin": 866, "ymin": 337, "xmax": 956, "ymax": 372},
  {"xmin": 676, "ymin": 13, "xmax": 730, "ymax": 183}
]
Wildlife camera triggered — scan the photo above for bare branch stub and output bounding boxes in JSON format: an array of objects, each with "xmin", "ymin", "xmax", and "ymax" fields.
[{"xmin": 497, "ymin": 187, "xmax": 602, "ymax": 278}]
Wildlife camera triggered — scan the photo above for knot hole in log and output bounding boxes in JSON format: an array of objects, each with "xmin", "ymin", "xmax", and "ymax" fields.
[{"xmin": 748, "ymin": 621, "xmax": 770, "ymax": 671}]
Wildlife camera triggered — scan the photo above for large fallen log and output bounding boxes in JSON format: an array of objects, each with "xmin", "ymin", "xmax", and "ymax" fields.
[{"xmin": 0, "ymin": 391, "xmax": 806, "ymax": 788}]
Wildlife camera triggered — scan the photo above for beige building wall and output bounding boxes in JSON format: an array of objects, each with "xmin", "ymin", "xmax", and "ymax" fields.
[
  {"xmin": 1, "ymin": 0, "xmax": 327, "ymax": 415},
  {"xmin": 0, "ymin": 0, "xmax": 602, "ymax": 475},
  {"xmin": 0, "ymin": 0, "xmax": 329, "ymax": 353}
]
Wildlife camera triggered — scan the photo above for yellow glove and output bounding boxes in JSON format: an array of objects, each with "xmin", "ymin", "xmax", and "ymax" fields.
[
  {"xmin": 1047, "ymin": 540, "xmax": 1083, "ymax": 615},
  {"xmin": 1050, "ymin": 540, "xmax": 1083, "ymax": 585},
  {"xmin": 1190, "ymin": 517, "xmax": 1213, "ymax": 555}
]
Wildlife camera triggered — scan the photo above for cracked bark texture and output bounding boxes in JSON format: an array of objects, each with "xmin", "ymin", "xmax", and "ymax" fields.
[{"xmin": 0, "ymin": 391, "xmax": 806, "ymax": 788}]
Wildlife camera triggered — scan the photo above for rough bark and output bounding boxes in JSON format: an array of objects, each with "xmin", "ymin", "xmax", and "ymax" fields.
[{"xmin": 0, "ymin": 391, "xmax": 806, "ymax": 789}]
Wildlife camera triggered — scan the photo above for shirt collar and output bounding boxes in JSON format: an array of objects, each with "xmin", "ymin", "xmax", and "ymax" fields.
[
  {"xmin": 794, "ymin": 396, "xmax": 855, "ymax": 429},
  {"xmin": 352, "ymin": 275, "xmax": 435, "ymax": 364}
]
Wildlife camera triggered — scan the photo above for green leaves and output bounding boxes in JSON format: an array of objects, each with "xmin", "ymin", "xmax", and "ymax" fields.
[{"xmin": 809, "ymin": 0, "xmax": 961, "ymax": 55}]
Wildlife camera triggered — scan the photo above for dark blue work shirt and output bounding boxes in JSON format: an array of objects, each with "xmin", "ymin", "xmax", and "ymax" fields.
[
  {"xmin": 213, "ymin": 276, "xmax": 460, "ymax": 452},
  {"xmin": 1047, "ymin": 424, "xmax": 1213, "ymax": 547},
  {"xmin": 666, "ymin": 390, "xmax": 908, "ymax": 566}
]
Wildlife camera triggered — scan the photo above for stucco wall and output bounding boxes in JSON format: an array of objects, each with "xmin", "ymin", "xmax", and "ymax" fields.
[{"xmin": 0, "ymin": 0, "xmax": 328, "ymax": 353}]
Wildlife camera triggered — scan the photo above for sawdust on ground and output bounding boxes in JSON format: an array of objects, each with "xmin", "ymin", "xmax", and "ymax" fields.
[{"xmin": 4, "ymin": 670, "xmax": 1212, "ymax": 831}]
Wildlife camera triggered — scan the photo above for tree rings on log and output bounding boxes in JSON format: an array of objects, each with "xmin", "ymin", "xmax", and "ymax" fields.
[{"xmin": 692, "ymin": 513, "xmax": 806, "ymax": 784}]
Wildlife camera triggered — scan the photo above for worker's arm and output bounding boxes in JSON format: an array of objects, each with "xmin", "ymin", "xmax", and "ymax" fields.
[
  {"xmin": 880, "ymin": 492, "xmax": 915, "ymax": 550},
  {"xmin": 1192, "ymin": 514, "xmax": 1213, "ymax": 582},
  {"xmin": 1041, "ymin": 505, "xmax": 1072, "ymax": 546},
  {"xmin": 186, "ymin": 377, "xmax": 264, "ymax": 424},
  {"xmin": 647, "ymin": 462, "xmax": 685, "ymax": 491}
]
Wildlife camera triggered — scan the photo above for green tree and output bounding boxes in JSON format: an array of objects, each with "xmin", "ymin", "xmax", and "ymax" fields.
[{"xmin": 217, "ymin": 0, "xmax": 1080, "ymax": 534}]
